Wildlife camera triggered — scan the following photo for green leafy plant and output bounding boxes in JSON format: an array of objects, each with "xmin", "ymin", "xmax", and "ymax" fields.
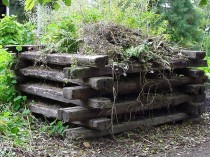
[
  {"xmin": 25, "ymin": 0, "xmax": 71, "ymax": 11},
  {"xmin": 0, "ymin": 47, "xmax": 26, "ymax": 110},
  {"xmin": 0, "ymin": 15, "xmax": 35, "ymax": 46},
  {"xmin": 42, "ymin": 16, "xmax": 79, "ymax": 53},
  {"xmin": 49, "ymin": 120, "xmax": 68, "ymax": 136}
]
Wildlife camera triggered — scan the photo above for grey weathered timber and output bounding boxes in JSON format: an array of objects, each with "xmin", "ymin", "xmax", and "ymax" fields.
[
  {"xmin": 58, "ymin": 94, "xmax": 192, "ymax": 122},
  {"xmin": 64, "ymin": 112, "xmax": 189, "ymax": 139},
  {"xmin": 176, "ymin": 68, "xmax": 205, "ymax": 78},
  {"xmin": 19, "ymin": 67, "xmax": 84, "ymax": 85},
  {"xmin": 87, "ymin": 97, "xmax": 112, "ymax": 109},
  {"xmin": 29, "ymin": 102, "xmax": 59, "ymax": 118},
  {"xmin": 20, "ymin": 51, "xmax": 109, "ymax": 67},
  {"xmin": 18, "ymin": 83, "xmax": 72, "ymax": 103},
  {"xmin": 74, "ymin": 118, "xmax": 111, "ymax": 130},
  {"xmin": 63, "ymin": 76, "xmax": 208, "ymax": 99},
  {"xmin": 65, "ymin": 60, "xmax": 208, "ymax": 79},
  {"xmin": 86, "ymin": 77, "xmax": 114, "ymax": 90},
  {"xmin": 180, "ymin": 102, "xmax": 206, "ymax": 116},
  {"xmin": 4, "ymin": 45, "xmax": 41, "ymax": 52},
  {"xmin": 184, "ymin": 84, "xmax": 205, "ymax": 95},
  {"xmin": 63, "ymin": 86, "xmax": 97, "ymax": 100},
  {"xmin": 180, "ymin": 50, "xmax": 206, "ymax": 60},
  {"xmin": 19, "ymin": 67, "xmax": 115, "ymax": 89}
]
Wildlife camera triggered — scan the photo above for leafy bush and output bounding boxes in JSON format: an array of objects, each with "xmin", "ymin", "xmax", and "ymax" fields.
[
  {"xmin": 156, "ymin": 0, "xmax": 203, "ymax": 46},
  {"xmin": 0, "ymin": 47, "xmax": 26, "ymax": 110},
  {"xmin": 0, "ymin": 15, "xmax": 35, "ymax": 45},
  {"xmin": 42, "ymin": 16, "xmax": 79, "ymax": 53}
]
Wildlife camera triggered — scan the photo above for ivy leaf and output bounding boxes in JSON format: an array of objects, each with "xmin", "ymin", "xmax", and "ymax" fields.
[
  {"xmin": 63, "ymin": 0, "xmax": 71, "ymax": 6},
  {"xmin": 199, "ymin": 0, "xmax": 207, "ymax": 6},
  {"xmin": 2, "ymin": 0, "xmax": 9, "ymax": 7}
]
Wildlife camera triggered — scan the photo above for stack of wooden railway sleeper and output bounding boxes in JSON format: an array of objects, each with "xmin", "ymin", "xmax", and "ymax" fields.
[{"xmin": 15, "ymin": 49, "xmax": 208, "ymax": 139}]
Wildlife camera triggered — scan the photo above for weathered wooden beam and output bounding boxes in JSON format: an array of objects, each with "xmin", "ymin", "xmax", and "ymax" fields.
[
  {"xmin": 4, "ymin": 45, "xmax": 41, "ymax": 52},
  {"xmin": 87, "ymin": 97, "xmax": 112, "ymax": 109},
  {"xmin": 29, "ymin": 102, "xmax": 59, "ymax": 118},
  {"xmin": 63, "ymin": 76, "xmax": 208, "ymax": 99},
  {"xmin": 180, "ymin": 50, "xmax": 206, "ymax": 60},
  {"xmin": 19, "ymin": 67, "xmax": 114, "ymax": 90},
  {"xmin": 65, "ymin": 60, "xmax": 208, "ymax": 79},
  {"xmin": 20, "ymin": 51, "xmax": 109, "ymax": 67},
  {"xmin": 180, "ymin": 102, "xmax": 206, "ymax": 117},
  {"xmin": 175, "ymin": 68, "xmax": 205, "ymax": 78},
  {"xmin": 58, "ymin": 94, "xmax": 192, "ymax": 122},
  {"xmin": 183, "ymin": 84, "xmax": 205, "ymax": 95},
  {"xmin": 63, "ymin": 86, "xmax": 97, "ymax": 100},
  {"xmin": 18, "ymin": 83, "xmax": 72, "ymax": 103},
  {"xmin": 64, "ymin": 112, "xmax": 189, "ymax": 139},
  {"xmin": 74, "ymin": 118, "xmax": 111, "ymax": 131}
]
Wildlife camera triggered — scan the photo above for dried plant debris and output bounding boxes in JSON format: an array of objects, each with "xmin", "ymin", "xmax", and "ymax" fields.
[{"xmin": 79, "ymin": 22, "xmax": 187, "ymax": 69}]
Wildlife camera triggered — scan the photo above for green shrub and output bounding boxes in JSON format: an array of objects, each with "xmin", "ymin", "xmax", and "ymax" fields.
[
  {"xmin": 42, "ymin": 16, "xmax": 79, "ymax": 53},
  {"xmin": 0, "ymin": 47, "xmax": 26, "ymax": 110},
  {"xmin": 0, "ymin": 15, "xmax": 35, "ymax": 45}
]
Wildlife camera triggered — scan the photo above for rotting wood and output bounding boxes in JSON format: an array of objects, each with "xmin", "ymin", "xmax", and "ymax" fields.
[
  {"xmin": 87, "ymin": 97, "xmax": 112, "ymax": 109},
  {"xmin": 180, "ymin": 50, "xmax": 206, "ymax": 60},
  {"xmin": 64, "ymin": 112, "xmax": 189, "ymax": 139},
  {"xmin": 65, "ymin": 60, "xmax": 207, "ymax": 79},
  {"xmin": 183, "ymin": 84, "xmax": 205, "ymax": 95},
  {"xmin": 175, "ymin": 68, "xmax": 205, "ymax": 78},
  {"xmin": 20, "ymin": 51, "xmax": 109, "ymax": 67},
  {"xmin": 29, "ymin": 102, "xmax": 59, "ymax": 118},
  {"xmin": 4, "ymin": 45, "xmax": 41, "ymax": 52},
  {"xmin": 19, "ymin": 67, "xmax": 114, "ymax": 89},
  {"xmin": 58, "ymin": 94, "xmax": 192, "ymax": 122},
  {"xmin": 63, "ymin": 76, "xmax": 208, "ymax": 99},
  {"xmin": 19, "ymin": 67, "xmax": 84, "ymax": 85},
  {"xmin": 18, "ymin": 83, "xmax": 72, "ymax": 103},
  {"xmin": 86, "ymin": 77, "xmax": 113, "ymax": 90},
  {"xmin": 63, "ymin": 86, "xmax": 97, "ymax": 100},
  {"xmin": 179, "ymin": 102, "xmax": 206, "ymax": 116},
  {"xmin": 74, "ymin": 118, "xmax": 111, "ymax": 131}
]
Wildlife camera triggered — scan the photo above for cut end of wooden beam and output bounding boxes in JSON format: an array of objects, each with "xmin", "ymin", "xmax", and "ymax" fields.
[
  {"xmin": 29, "ymin": 102, "xmax": 59, "ymax": 118},
  {"xmin": 87, "ymin": 97, "xmax": 112, "ymax": 109}
]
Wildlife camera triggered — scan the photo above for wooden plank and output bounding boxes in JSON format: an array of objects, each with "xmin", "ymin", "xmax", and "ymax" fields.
[
  {"xmin": 74, "ymin": 118, "xmax": 111, "ymax": 131},
  {"xmin": 180, "ymin": 50, "xmax": 206, "ymax": 60},
  {"xmin": 19, "ymin": 67, "xmax": 114, "ymax": 89},
  {"xmin": 20, "ymin": 51, "xmax": 109, "ymax": 67},
  {"xmin": 4, "ymin": 45, "xmax": 41, "ymax": 52},
  {"xmin": 18, "ymin": 83, "xmax": 73, "ymax": 103},
  {"xmin": 63, "ymin": 76, "xmax": 208, "ymax": 99},
  {"xmin": 175, "ymin": 68, "xmax": 205, "ymax": 78},
  {"xmin": 64, "ymin": 112, "xmax": 189, "ymax": 139},
  {"xmin": 63, "ymin": 86, "xmax": 97, "ymax": 100},
  {"xmin": 58, "ymin": 94, "xmax": 192, "ymax": 122},
  {"xmin": 180, "ymin": 102, "xmax": 206, "ymax": 116},
  {"xmin": 184, "ymin": 84, "xmax": 205, "ymax": 95},
  {"xmin": 19, "ymin": 67, "xmax": 84, "ymax": 85},
  {"xmin": 87, "ymin": 97, "xmax": 112, "ymax": 109},
  {"xmin": 86, "ymin": 77, "xmax": 113, "ymax": 90},
  {"xmin": 29, "ymin": 102, "xmax": 59, "ymax": 118},
  {"xmin": 65, "ymin": 60, "xmax": 208, "ymax": 79}
]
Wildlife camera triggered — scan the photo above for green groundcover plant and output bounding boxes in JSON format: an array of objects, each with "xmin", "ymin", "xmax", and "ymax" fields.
[{"xmin": 0, "ymin": 15, "xmax": 35, "ymax": 46}]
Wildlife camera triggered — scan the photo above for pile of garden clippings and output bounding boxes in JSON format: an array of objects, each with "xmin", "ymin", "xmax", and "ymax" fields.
[{"xmin": 79, "ymin": 22, "xmax": 188, "ymax": 70}]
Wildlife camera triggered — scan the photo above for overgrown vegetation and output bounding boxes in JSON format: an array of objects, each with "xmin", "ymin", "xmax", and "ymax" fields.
[
  {"xmin": 0, "ymin": 15, "xmax": 35, "ymax": 45},
  {"xmin": 0, "ymin": 0, "xmax": 210, "ymax": 155}
]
